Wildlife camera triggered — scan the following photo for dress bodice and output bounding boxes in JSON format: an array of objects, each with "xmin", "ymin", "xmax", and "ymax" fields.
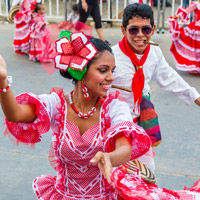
[{"xmin": 55, "ymin": 121, "xmax": 109, "ymax": 198}]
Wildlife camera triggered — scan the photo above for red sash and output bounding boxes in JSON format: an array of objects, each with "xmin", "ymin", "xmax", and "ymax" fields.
[{"xmin": 119, "ymin": 36, "xmax": 150, "ymax": 112}]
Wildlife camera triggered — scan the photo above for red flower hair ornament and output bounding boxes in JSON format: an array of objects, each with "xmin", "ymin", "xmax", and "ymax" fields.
[
  {"xmin": 31, "ymin": 0, "xmax": 37, "ymax": 11},
  {"xmin": 54, "ymin": 31, "xmax": 98, "ymax": 81}
]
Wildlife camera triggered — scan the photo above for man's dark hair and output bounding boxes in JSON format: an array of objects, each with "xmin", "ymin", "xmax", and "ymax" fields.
[{"xmin": 122, "ymin": 3, "xmax": 154, "ymax": 29}]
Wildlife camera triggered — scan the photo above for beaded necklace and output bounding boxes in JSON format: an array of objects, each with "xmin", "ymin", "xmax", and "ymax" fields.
[{"xmin": 69, "ymin": 91, "xmax": 100, "ymax": 119}]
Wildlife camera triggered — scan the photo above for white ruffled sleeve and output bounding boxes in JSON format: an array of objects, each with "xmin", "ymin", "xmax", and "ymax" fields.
[
  {"xmin": 5, "ymin": 92, "xmax": 60, "ymax": 145},
  {"xmin": 102, "ymin": 96, "xmax": 151, "ymax": 160}
]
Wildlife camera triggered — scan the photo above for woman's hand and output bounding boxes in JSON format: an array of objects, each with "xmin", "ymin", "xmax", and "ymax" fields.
[
  {"xmin": 0, "ymin": 55, "xmax": 8, "ymax": 87},
  {"xmin": 173, "ymin": 14, "xmax": 180, "ymax": 19},
  {"xmin": 81, "ymin": 1, "xmax": 88, "ymax": 12},
  {"xmin": 90, "ymin": 152, "xmax": 113, "ymax": 184}
]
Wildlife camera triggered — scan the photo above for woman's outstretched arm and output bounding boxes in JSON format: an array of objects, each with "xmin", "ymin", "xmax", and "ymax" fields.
[
  {"xmin": 0, "ymin": 55, "xmax": 37, "ymax": 122},
  {"xmin": 90, "ymin": 136, "xmax": 132, "ymax": 183}
]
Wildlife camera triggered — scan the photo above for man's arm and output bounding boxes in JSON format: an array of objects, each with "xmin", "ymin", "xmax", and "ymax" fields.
[{"xmin": 153, "ymin": 48, "xmax": 200, "ymax": 106}]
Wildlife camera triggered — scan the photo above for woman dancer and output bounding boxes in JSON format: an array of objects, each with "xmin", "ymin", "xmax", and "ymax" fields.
[
  {"xmin": 168, "ymin": 0, "xmax": 200, "ymax": 74},
  {"xmin": 0, "ymin": 31, "xmax": 151, "ymax": 199},
  {"xmin": 13, "ymin": 0, "xmax": 33, "ymax": 55},
  {"xmin": 29, "ymin": 2, "xmax": 54, "ymax": 62}
]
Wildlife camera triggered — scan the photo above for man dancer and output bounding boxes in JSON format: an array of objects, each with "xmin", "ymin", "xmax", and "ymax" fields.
[{"xmin": 111, "ymin": 3, "xmax": 200, "ymax": 171}]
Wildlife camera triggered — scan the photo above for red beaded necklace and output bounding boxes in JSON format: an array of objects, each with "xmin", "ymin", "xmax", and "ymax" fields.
[{"xmin": 69, "ymin": 90, "xmax": 100, "ymax": 119}]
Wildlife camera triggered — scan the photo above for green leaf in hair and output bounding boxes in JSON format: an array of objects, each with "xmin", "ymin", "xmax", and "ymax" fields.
[
  {"xmin": 68, "ymin": 66, "xmax": 88, "ymax": 81},
  {"xmin": 59, "ymin": 30, "xmax": 72, "ymax": 40}
]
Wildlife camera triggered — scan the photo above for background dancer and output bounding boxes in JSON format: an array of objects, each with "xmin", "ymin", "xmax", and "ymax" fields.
[
  {"xmin": 13, "ymin": 0, "xmax": 34, "ymax": 55},
  {"xmin": 29, "ymin": 2, "xmax": 54, "ymax": 62},
  {"xmin": 78, "ymin": 0, "xmax": 109, "ymax": 44},
  {"xmin": 168, "ymin": 0, "xmax": 200, "ymax": 74}
]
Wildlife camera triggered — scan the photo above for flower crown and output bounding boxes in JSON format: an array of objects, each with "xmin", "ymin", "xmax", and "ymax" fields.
[{"xmin": 54, "ymin": 31, "xmax": 98, "ymax": 81}]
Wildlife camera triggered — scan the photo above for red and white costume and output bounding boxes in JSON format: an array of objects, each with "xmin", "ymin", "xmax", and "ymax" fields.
[
  {"xmin": 168, "ymin": 2, "xmax": 200, "ymax": 73},
  {"xmin": 5, "ymin": 89, "xmax": 151, "ymax": 200},
  {"xmin": 111, "ymin": 165, "xmax": 200, "ymax": 200},
  {"xmin": 29, "ymin": 13, "xmax": 55, "ymax": 62},
  {"xmin": 13, "ymin": 0, "xmax": 33, "ymax": 55}
]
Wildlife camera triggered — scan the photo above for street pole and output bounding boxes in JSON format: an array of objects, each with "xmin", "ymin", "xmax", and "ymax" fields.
[
  {"xmin": 65, "ymin": 0, "xmax": 67, "ymax": 20},
  {"xmin": 7, "ymin": 0, "xmax": 11, "ymax": 11}
]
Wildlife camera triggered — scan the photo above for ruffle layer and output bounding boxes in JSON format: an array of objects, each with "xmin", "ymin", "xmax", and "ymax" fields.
[
  {"xmin": 5, "ymin": 93, "xmax": 51, "ymax": 145},
  {"xmin": 33, "ymin": 175, "xmax": 113, "ymax": 200},
  {"xmin": 111, "ymin": 166, "xmax": 200, "ymax": 200},
  {"xmin": 13, "ymin": 10, "xmax": 32, "ymax": 54},
  {"xmin": 33, "ymin": 175, "xmax": 65, "ymax": 200},
  {"xmin": 48, "ymin": 88, "xmax": 67, "ymax": 193},
  {"xmin": 14, "ymin": 10, "xmax": 32, "ymax": 24}
]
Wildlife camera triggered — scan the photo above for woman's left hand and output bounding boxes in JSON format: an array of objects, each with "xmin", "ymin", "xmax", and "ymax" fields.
[{"xmin": 90, "ymin": 152, "xmax": 113, "ymax": 184}]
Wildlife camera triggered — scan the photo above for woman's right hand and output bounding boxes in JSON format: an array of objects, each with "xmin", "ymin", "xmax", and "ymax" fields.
[{"xmin": 0, "ymin": 55, "xmax": 8, "ymax": 86}]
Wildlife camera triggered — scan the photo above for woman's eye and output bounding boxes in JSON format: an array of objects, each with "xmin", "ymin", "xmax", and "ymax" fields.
[{"xmin": 99, "ymin": 69, "xmax": 107, "ymax": 73}]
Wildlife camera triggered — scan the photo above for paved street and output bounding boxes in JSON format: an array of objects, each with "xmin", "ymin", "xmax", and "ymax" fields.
[{"xmin": 0, "ymin": 23, "xmax": 199, "ymax": 200}]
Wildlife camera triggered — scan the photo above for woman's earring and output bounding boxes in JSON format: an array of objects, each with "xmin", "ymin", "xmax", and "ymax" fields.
[{"xmin": 82, "ymin": 81, "xmax": 89, "ymax": 101}]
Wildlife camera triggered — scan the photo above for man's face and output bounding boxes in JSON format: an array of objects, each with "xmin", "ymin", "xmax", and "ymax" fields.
[{"xmin": 121, "ymin": 16, "xmax": 155, "ymax": 54}]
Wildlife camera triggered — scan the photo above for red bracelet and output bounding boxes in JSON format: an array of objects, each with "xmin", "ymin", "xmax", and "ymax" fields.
[
  {"xmin": 0, "ymin": 76, "xmax": 12, "ymax": 93},
  {"xmin": 0, "ymin": 85, "xmax": 10, "ymax": 93}
]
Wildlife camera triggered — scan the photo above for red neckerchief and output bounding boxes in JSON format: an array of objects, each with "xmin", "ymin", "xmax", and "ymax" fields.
[{"xmin": 119, "ymin": 36, "xmax": 150, "ymax": 112}]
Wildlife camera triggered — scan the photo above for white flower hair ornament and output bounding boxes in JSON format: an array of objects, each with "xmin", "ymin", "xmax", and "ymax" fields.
[{"xmin": 54, "ymin": 31, "xmax": 98, "ymax": 81}]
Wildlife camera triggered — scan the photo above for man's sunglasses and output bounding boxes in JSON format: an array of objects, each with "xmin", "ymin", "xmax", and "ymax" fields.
[{"xmin": 128, "ymin": 26, "xmax": 153, "ymax": 35}]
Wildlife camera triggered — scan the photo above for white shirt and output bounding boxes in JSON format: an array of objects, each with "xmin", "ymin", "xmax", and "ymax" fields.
[
  {"xmin": 12, "ymin": 0, "xmax": 20, "ymax": 6},
  {"xmin": 111, "ymin": 43, "xmax": 200, "ymax": 119},
  {"xmin": 67, "ymin": 12, "xmax": 79, "ymax": 23}
]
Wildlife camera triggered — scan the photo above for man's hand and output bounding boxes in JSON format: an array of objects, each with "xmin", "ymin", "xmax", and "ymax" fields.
[
  {"xmin": 90, "ymin": 152, "xmax": 113, "ymax": 184},
  {"xmin": 194, "ymin": 97, "xmax": 200, "ymax": 106}
]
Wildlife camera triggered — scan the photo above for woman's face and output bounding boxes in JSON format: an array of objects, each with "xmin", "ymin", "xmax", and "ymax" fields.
[{"xmin": 83, "ymin": 50, "xmax": 115, "ymax": 97}]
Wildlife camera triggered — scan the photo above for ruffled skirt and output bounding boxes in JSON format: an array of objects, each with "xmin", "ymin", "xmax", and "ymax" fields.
[
  {"xmin": 169, "ymin": 16, "xmax": 200, "ymax": 73},
  {"xmin": 111, "ymin": 166, "xmax": 200, "ymax": 200}
]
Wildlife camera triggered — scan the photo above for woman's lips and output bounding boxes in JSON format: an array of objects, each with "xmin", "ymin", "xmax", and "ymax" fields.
[{"xmin": 101, "ymin": 84, "xmax": 111, "ymax": 91}]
